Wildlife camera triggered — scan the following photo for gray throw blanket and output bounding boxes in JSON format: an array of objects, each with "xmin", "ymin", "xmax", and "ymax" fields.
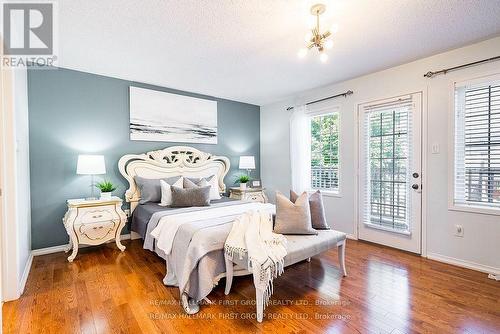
[{"xmin": 166, "ymin": 216, "xmax": 236, "ymax": 301}]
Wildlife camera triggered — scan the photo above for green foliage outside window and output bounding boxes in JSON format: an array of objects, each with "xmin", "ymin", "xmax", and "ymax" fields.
[{"xmin": 311, "ymin": 113, "xmax": 339, "ymax": 190}]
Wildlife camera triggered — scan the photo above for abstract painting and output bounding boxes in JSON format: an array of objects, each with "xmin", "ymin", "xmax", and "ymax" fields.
[{"xmin": 129, "ymin": 86, "xmax": 217, "ymax": 144}]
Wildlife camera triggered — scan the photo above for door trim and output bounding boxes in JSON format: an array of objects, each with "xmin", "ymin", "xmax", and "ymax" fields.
[{"xmin": 354, "ymin": 89, "xmax": 427, "ymax": 254}]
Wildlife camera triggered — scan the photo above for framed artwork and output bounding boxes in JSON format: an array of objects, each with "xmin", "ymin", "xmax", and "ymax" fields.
[{"xmin": 129, "ymin": 86, "xmax": 217, "ymax": 144}]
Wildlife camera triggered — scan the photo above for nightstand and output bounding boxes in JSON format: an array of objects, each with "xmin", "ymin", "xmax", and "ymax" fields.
[
  {"xmin": 229, "ymin": 187, "xmax": 268, "ymax": 203},
  {"xmin": 62, "ymin": 196, "xmax": 127, "ymax": 262}
]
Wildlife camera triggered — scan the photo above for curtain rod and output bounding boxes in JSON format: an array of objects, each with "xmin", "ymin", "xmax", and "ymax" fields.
[
  {"xmin": 423, "ymin": 55, "xmax": 500, "ymax": 78},
  {"xmin": 286, "ymin": 90, "xmax": 353, "ymax": 111}
]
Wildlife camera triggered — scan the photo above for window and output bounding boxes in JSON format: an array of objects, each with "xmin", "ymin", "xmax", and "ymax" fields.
[
  {"xmin": 360, "ymin": 95, "xmax": 416, "ymax": 232},
  {"xmin": 310, "ymin": 112, "xmax": 340, "ymax": 192},
  {"xmin": 454, "ymin": 77, "xmax": 500, "ymax": 210}
]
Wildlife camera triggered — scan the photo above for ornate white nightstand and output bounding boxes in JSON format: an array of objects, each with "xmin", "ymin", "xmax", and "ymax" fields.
[
  {"xmin": 229, "ymin": 187, "xmax": 268, "ymax": 203},
  {"xmin": 62, "ymin": 196, "xmax": 127, "ymax": 262}
]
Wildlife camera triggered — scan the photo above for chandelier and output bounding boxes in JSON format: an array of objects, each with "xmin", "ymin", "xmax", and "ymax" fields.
[{"xmin": 298, "ymin": 3, "xmax": 336, "ymax": 63}]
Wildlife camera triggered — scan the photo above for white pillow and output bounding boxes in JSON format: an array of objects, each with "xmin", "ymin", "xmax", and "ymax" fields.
[
  {"xmin": 207, "ymin": 175, "xmax": 221, "ymax": 200},
  {"xmin": 159, "ymin": 177, "xmax": 184, "ymax": 206}
]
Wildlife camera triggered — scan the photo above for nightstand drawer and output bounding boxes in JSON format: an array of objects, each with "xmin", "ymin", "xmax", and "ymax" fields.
[
  {"xmin": 229, "ymin": 187, "xmax": 268, "ymax": 203},
  {"xmin": 77, "ymin": 220, "xmax": 116, "ymax": 243},
  {"xmin": 245, "ymin": 193, "xmax": 266, "ymax": 203},
  {"xmin": 77, "ymin": 206, "xmax": 116, "ymax": 224}
]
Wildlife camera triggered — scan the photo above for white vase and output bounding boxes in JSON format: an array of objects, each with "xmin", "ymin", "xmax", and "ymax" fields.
[
  {"xmin": 100, "ymin": 192, "xmax": 112, "ymax": 200},
  {"xmin": 240, "ymin": 183, "xmax": 247, "ymax": 190}
]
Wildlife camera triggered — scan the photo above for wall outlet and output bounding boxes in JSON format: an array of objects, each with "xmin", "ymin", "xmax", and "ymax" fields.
[{"xmin": 454, "ymin": 224, "xmax": 464, "ymax": 237}]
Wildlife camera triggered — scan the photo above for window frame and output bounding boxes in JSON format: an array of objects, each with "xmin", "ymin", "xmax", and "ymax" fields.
[
  {"xmin": 448, "ymin": 72, "xmax": 500, "ymax": 216},
  {"xmin": 307, "ymin": 105, "xmax": 342, "ymax": 197}
]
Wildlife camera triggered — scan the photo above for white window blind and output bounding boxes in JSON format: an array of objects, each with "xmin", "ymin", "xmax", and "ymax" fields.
[
  {"xmin": 310, "ymin": 112, "xmax": 340, "ymax": 192},
  {"xmin": 454, "ymin": 78, "xmax": 500, "ymax": 208},
  {"xmin": 360, "ymin": 96, "xmax": 414, "ymax": 231}
]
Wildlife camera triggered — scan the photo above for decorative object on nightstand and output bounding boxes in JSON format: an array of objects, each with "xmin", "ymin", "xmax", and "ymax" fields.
[
  {"xmin": 62, "ymin": 196, "xmax": 127, "ymax": 262},
  {"xmin": 229, "ymin": 187, "xmax": 268, "ymax": 203},
  {"xmin": 77, "ymin": 154, "xmax": 106, "ymax": 200},
  {"xmin": 95, "ymin": 180, "xmax": 117, "ymax": 199},
  {"xmin": 235, "ymin": 174, "xmax": 250, "ymax": 190}
]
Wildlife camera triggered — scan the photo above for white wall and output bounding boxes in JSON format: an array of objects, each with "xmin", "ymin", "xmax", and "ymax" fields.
[
  {"xmin": 0, "ymin": 65, "xmax": 32, "ymax": 301},
  {"xmin": 261, "ymin": 36, "xmax": 500, "ymax": 272},
  {"xmin": 14, "ymin": 68, "xmax": 31, "ymax": 291}
]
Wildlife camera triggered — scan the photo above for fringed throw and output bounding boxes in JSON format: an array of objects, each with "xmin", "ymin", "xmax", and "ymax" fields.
[{"xmin": 224, "ymin": 210, "xmax": 287, "ymax": 310}]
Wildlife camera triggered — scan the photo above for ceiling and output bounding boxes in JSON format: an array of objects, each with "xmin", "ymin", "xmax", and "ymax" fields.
[{"xmin": 57, "ymin": 0, "xmax": 500, "ymax": 105}]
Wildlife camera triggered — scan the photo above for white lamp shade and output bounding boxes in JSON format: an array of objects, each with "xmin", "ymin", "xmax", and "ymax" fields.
[
  {"xmin": 239, "ymin": 156, "xmax": 255, "ymax": 170},
  {"xmin": 77, "ymin": 155, "xmax": 106, "ymax": 175}
]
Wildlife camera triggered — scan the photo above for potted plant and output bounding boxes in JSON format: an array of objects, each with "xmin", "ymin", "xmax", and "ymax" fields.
[
  {"xmin": 95, "ymin": 180, "xmax": 117, "ymax": 199},
  {"xmin": 235, "ymin": 174, "xmax": 250, "ymax": 190}
]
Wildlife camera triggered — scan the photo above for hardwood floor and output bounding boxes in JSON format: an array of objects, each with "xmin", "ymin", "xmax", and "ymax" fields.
[{"xmin": 3, "ymin": 239, "xmax": 499, "ymax": 334}]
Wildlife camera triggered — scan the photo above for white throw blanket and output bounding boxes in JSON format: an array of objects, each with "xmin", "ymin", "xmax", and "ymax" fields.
[{"xmin": 224, "ymin": 210, "xmax": 287, "ymax": 309}]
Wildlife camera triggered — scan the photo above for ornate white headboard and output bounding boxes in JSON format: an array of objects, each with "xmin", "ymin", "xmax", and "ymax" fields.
[{"xmin": 118, "ymin": 146, "xmax": 230, "ymax": 212}]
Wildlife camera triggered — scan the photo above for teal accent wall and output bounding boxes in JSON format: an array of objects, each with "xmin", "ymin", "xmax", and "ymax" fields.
[{"xmin": 28, "ymin": 67, "xmax": 260, "ymax": 250}]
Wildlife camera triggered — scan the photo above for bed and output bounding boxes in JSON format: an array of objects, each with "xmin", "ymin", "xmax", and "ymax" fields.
[{"xmin": 118, "ymin": 146, "xmax": 271, "ymax": 313}]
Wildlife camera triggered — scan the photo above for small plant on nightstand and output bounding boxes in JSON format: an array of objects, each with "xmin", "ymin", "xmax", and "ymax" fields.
[
  {"xmin": 95, "ymin": 180, "xmax": 117, "ymax": 199},
  {"xmin": 235, "ymin": 174, "xmax": 251, "ymax": 190}
]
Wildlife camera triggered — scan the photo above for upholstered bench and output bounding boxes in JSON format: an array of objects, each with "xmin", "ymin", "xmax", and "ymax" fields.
[{"xmin": 224, "ymin": 229, "xmax": 347, "ymax": 322}]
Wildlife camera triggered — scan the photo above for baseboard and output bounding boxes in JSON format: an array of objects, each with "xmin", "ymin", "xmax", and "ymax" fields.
[
  {"xmin": 130, "ymin": 231, "xmax": 142, "ymax": 240},
  {"xmin": 31, "ymin": 244, "xmax": 68, "ymax": 256},
  {"xmin": 31, "ymin": 233, "xmax": 132, "ymax": 256},
  {"xmin": 19, "ymin": 254, "xmax": 33, "ymax": 296},
  {"xmin": 427, "ymin": 252, "xmax": 500, "ymax": 276},
  {"xmin": 346, "ymin": 233, "xmax": 357, "ymax": 240}
]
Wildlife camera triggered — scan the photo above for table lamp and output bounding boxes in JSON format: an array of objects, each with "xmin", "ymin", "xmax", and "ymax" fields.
[
  {"xmin": 77, "ymin": 154, "xmax": 106, "ymax": 200},
  {"xmin": 239, "ymin": 155, "xmax": 255, "ymax": 177}
]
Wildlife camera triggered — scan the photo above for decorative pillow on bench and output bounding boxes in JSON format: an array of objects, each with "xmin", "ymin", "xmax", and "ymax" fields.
[
  {"xmin": 274, "ymin": 191, "xmax": 317, "ymax": 235},
  {"xmin": 290, "ymin": 190, "xmax": 330, "ymax": 230},
  {"xmin": 170, "ymin": 185, "xmax": 211, "ymax": 207}
]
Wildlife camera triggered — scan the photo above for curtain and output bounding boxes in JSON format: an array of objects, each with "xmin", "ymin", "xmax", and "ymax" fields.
[{"xmin": 289, "ymin": 105, "xmax": 311, "ymax": 193}]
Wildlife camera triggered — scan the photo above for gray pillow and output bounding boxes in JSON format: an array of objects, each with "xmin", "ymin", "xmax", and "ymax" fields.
[
  {"xmin": 290, "ymin": 190, "xmax": 330, "ymax": 230},
  {"xmin": 183, "ymin": 177, "xmax": 207, "ymax": 188},
  {"xmin": 134, "ymin": 176, "xmax": 181, "ymax": 204},
  {"xmin": 274, "ymin": 191, "xmax": 317, "ymax": 235},
  {"xmin": 170, "ymin": 185, "xmax": 211, "ymax": 207},
  {"xmin": 183, "ymin": 175, "xmax": 215, "ymax": 188}
]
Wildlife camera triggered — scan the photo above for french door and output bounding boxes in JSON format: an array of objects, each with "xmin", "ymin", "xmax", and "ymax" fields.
[{"xmin": 358, "ymin": 92, "xmax": 422, "ymax": 253}]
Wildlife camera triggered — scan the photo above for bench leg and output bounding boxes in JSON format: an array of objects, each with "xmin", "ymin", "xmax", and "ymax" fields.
[
  {"xmin": 255, "ymin": 288, "xmax": 264, "ymax": 323},
  {"xmin": 224, "ymin": 253, "xmax": 234, "ymax": 295},
  {"xmin": 337, "ymin": 239, "xmax": 347, "ymax": 277},
  {"xmin": 306, "ymin": 257, "xmax": 311, "ymax": 262}
]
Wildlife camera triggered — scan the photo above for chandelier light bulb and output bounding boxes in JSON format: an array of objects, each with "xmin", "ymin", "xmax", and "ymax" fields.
[
  {"xmin": 325, "ymin": 39, "xmax": 333, "ymax": 49},
  {"xmin": 320, "ymin": 53, "xmax": 328, "ymax": 63},
  {"xmin": 297, "ymin": 48, "xmax": 308, "ymax": 59}
]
